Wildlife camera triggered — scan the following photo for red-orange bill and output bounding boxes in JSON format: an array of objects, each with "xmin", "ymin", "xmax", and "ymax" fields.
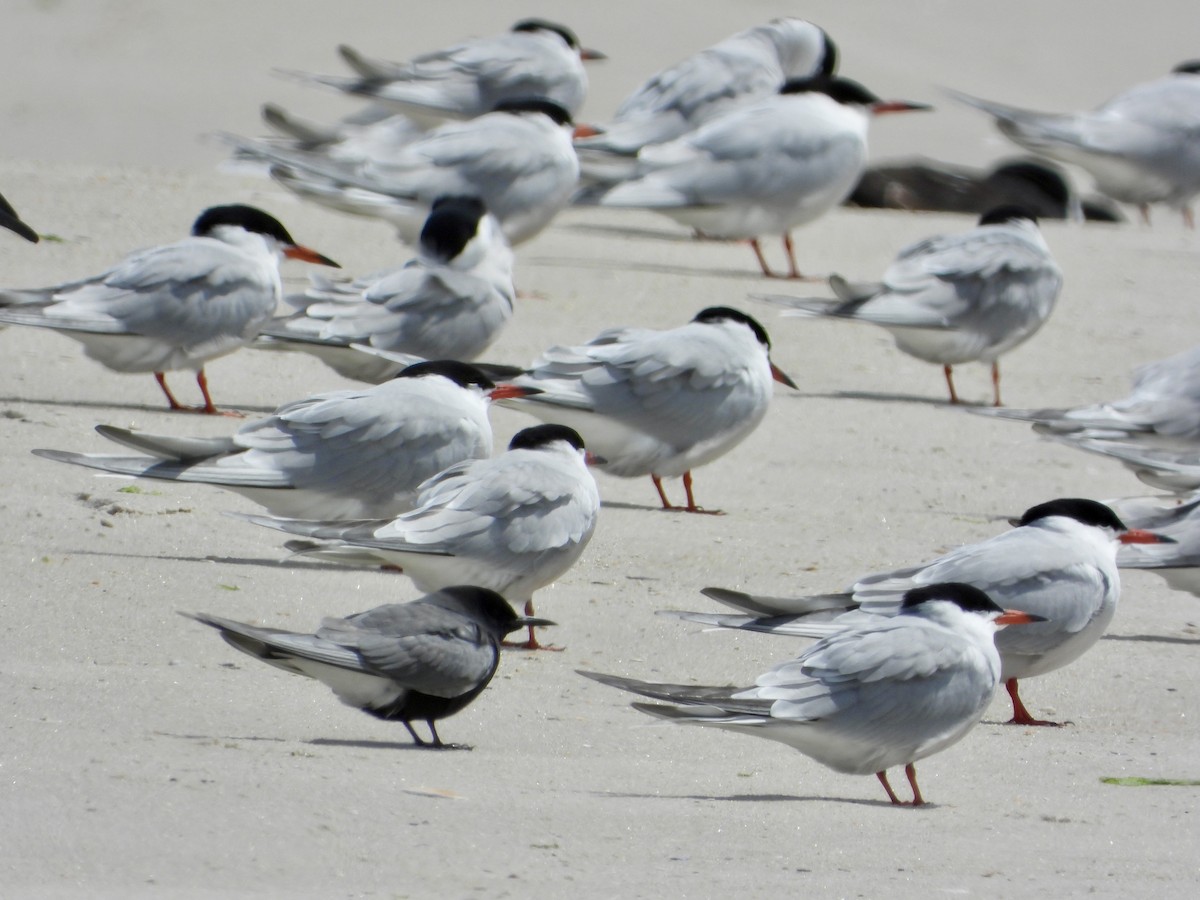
[
  {"xmin": 284, "ymin": 244, "xmax": 341, "ymax": 267},
  {"xmin": 1119, "ymin": 529, "xmax": 1176, "ymax": 544},
  {"xmin": 488, "ymin": 384, "xmax": 542, "ymax": 401},
  {"xmin": 770, "ymin": 362, "xmax": 798, "ymax": 389},
  {"xmin": 871, "ymin": 100, "xmax": 934, "ymax": 115},
  {"xmin": 997, "ymin": 609, "xmax": 1047, "ymax": 625}
]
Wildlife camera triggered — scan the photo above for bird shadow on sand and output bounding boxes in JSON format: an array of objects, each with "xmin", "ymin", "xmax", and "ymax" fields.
[
  {"xmin": 309, "ymin": 737, "xmax": 470, "ymax": 752},
  {"xmin": 154, "ymin": 731, "xmax": 451, "ymax": 752},
  {"xmin": 1102, "ymin": 633, "xmax": 1200, "ymax": 646},
  {"xmin": 55, "ymin": 547, "xmax": 365, "ymax": 574},
  {"xmin": 525, "ymin": 253, "xmax": 765, "ymax": 282},
  {"xmin": 592, "ymin": 789, "xmax": 914, "ymax": 808},
  {"xmin": 0, "ymin": 393, "xmax": 277, "ymax": 417},
  {"xmin": 599, "ymin": 499, "xmax": 671, "ymax": 513},
  {"xmin": 559, "ymin": 221, "xmax": 704, "ymax": 243},
  {"xmin": 787, "ymin": 389, "xmax": 974, "ymax": 408}
]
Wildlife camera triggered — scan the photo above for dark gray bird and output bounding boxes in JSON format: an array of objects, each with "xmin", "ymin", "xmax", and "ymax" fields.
[
  {"xmin": 847, "ymin": 157, "xmax": 1124, "ymax": 222},
  {"xmin": 182, "ymin": 585, "xmax": 553, "ymax": 748}
]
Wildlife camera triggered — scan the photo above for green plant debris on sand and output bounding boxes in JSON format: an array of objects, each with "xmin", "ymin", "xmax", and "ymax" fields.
[{"xmin": 1101, "ymin": 777, "xmax": 1200, "ymax": 787}]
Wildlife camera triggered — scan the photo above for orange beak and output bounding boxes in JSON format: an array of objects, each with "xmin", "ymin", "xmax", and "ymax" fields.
[
  {"xmin": 572, "ymin": 123, "xmax": 605, "ymax": 140},
  {"xmin": 1119, "ymin": 529, "xmax": 1176, "ymax": 544},
  {"xmin": 284, "ymin": 244, "xmax": 341, "ymax": 268},
  {"xmin": 585, "ymin": 451, "xmax": 607, "ymax": 467},
  {"xmin": 871, "ymin": 100, "xmax": 933, "ymax": 115},
  {"xmin": 996, "ymin": 609, "xmax": 1047, "ymax": 625},
  {"xmin": 580, "ymin": 48, "xmax": 607, "ymax": 62},
  {"xmin": 770, "ymin": 361, "xmax": 798, "ymax": 389},
  {"xmin": 487, "ymin": 384, "xmax": 542, "ymax": 401}
]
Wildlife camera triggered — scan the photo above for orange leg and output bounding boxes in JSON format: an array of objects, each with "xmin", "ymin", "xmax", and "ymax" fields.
[
  {"xmin": 905, "ymin": 763, "xmax": 925, "ymax": 806},
  {"xmin": 681, "ymin": 471, "xmax": 723, "ymax": 515},
  {"xmin": 877, "ymin": 771, "xmax": 903, "ymax": 805},
  {"xmin": 749, "ymin": 238, "xmax": 775, "ymax": 277},
  {"xmin": 651, "ymin": 474, "xmax": 676, "ymax": 510},
  {"xmin": 1005, "ymin": 678, "xmax": 1062, "ymax": 726},
  {"xmin": 782, "ymin": 233, "xmax": 802, "ymax": 279},
  {"xmin": 503, "ymin": 599, "xmax": 562, "ymax": 652},
  {"xmin": 991, "ymin": 361, "xmax": 1002, "ymax": 407},
  {"xmin": 154, "ymin": 372, "xmax": 187, "ymax": 411},
  {"xmin": 943, "ymin": 364, "xmax": 960, "ymax": 404}
]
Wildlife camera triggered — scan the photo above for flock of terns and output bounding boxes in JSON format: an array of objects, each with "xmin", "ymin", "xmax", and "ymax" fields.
[{"xmin": 3, "ymin": 16, "xmax": 1200, "ymax": 806}]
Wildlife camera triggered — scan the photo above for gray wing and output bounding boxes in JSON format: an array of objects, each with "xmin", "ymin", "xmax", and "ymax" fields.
[
  {"xmin": 316, "ymin": 603, "xmax": 497, "ymax": 697},
  {"xmin": 0, "ymin": 237, "xmax": 277, "ymax": 355},
  {"xmin": 747, "ymin": 617, "xmax": 979, "ymax": 721},
  {"xmin": 515, "ymin": 322, "xmax": 763, "ymax": 435},
  {"xmin": 229, "ymin": 381, "xmax": 490, "ymax": 495}
]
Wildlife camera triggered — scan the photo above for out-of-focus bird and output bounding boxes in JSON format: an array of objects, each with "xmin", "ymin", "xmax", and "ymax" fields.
[
  {"xmin": 496, "ymin": 307, "xmax": 796, "ymax": 514},
  {"xmin": 0, "ymin": 190, "xmax": 38, "ymax": 243},
  {"xmin": 971, "ymin": 342, "xmax": 1200, "ymax": 442},
  {"xmin": 1108, "ymin": 492, "xmax": 1200, "ymax": 596},
  {"xmin": 581, "ymin": 583, "xmax": 1040, "ymax": 806},
  {"xmin": 0, "ymin": 205, "xmax": 338, "ymax": 414},
  {"xmin": 237, "ymin": 424, "xmax": 600, "ymax": 649},
  {"xmin": 1055, "ymin": 440, "xmax": 1200, "ymax": 494},
  {"xmin": 228, "ymin": 97, "xmax": 579, "ymax": 246},
  {"xmin": 290, "ymin": 19, "xmax": 603, "ymax": 125},
  {"xmin": 592, "ymin": 76, "xmax": 929, "ymax": 278},
  {"xmin": 33, "ymin": 360, "xmax": 532, "ymax": 519},
  {"xmin": 183, "ymin": 585, "xmax": 554, "ymax": 748},
  {"xmin": 970, "ymin": 342, "xmax": 1200, "ymax": 488},
  {"xmin": 574, "ymin": 18, "xmax": 836, "ymax": 177},
  {"xmin": 255, "ymin": 196, "xmax": 514, "ymax": 383},
  {"xmin": 687, "ymin": 498, "xmax": 1173, "ymax": 726},
  {"xmin": 758, "ymin": 206, "xmax": 1062, "ymax": 405},
  {"xmin": 949, "ymin": 62, "xmax": 1200, "ymax": 226},
  {"xmin": 847, "ymin": 157, "xmax": 1125, "ymax": 222}
]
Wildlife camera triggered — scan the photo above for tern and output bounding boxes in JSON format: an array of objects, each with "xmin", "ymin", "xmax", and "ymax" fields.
[
  {"xmin": 0, "ymin": 205, "xmax": 338, "ymax": 414},
  {"xmin": 230, "ymin": 97, "xmax": 579, "ymax": 246},
  {"xmin": 689, "ymin": 498, "xmax": 1173, "ymax": 726},
  {"xmin": 758, "ymin": 206, "xmax": 1063, "ymax": 405},
  {"xmin": 581, "ymin": 583, "xmax": 1039, "ymax": 806},
  {"xmin": 294, "ymin": 19, "xmax": 603, "ymax": 124},
  {"xmin": 33, "ymin": 360, "xmax": 532, "ymax": 519},
  {"xmin": 184, "ymin": 585, "xmax": 554, "ymax": 748},
  {"xmin": 594, "ymin": 76, "xmax": 929, "ymax": 278},
  {"xmin": 950, "ymin": 62, "xmax": 1200, "ymax": 226},
  {"xmin": 255, "ymin": 196, "xmax": 515, "ymax": 383},
  {"xmin": 574, "ymin": 18, "xmax": 836, "ymax": 173},
  {"xmin": 497, "ymin": 307, "xmax": 796, "ymax": 514},
  {"xmin": 237, "ymin": 424, "xmax": 600, "ymax": 648}
]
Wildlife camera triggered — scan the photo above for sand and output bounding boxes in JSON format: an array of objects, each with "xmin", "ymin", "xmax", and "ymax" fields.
[{"xmin": 2, "ymin": 2, "xmax": 1199, "ymax": 897}]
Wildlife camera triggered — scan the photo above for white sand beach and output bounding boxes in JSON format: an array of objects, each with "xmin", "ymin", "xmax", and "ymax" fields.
[{"xmin": 1, "ymin": 2, "xmax": 1198, "ymax": 896}]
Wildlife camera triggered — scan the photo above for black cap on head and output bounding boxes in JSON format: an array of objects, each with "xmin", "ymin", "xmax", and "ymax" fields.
[
  {"xmin": 818, "ymin": 33, "xmax": 839, "ymax": 79},
  {"xmin": 1172, "ymin": 60, "xmax": 1200, "ymax": 75},
  {"xmin": 692, "ymin": 306, "xmax": 771, "ymax": 348},
  {"xmin": 978, "ymin": 205, "xmax": 1039, "ymax": 227},
  {"xmin": 491, "ymin": 96, "xmax": 573, "ymax": 126},
  {"xmin": 901, "ymin": 582, "xmax": 1003, "ymax": 615},
  {"xmin": 192, "ymin": 205, "xmax": 295, "ymax": 244},
  {"xmin": 426, "ymin": 586, "xmax": 529, "ymax": 635},
  {"xmin": 511, "ymin": 18, "xmax": 579, "ymax": 49},
  {"xmin": 988, "ymin": 161, "xmax": 1069, "ymax": 206},
  {"xmin": 508, "ymin": 423, "xmax": 586, "ymax": 453},
  {"xmin": 782, "ymin": 76, "xmax": 879, "ymax": 106},
  {"xmin": 420, "ymin": 196, "xmax": 486, "ymax": 262},
  {"xmin": 396, "ymin": 359, "xmax": 496, "ymax": 390},
  {"xmin": 1017, "ymin": 498, "xmax": 1127, "ymax": 531}
]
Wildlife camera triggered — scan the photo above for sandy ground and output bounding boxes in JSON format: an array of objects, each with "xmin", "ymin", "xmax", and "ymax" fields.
[{"xmin": 2, "ymin": 2, "xmax": 1200, "ymax": 897}]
